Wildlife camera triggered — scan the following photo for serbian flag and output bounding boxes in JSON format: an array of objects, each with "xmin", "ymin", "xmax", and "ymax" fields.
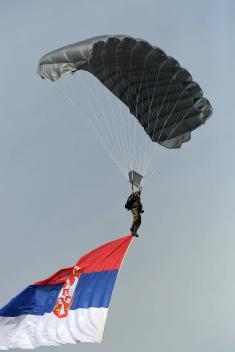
[{"xmin": 0, "ymin": 235, "xmax": 133, "ymax": 350}]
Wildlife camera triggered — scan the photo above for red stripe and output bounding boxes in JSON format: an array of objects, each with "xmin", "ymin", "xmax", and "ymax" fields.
[{"xmin": 35, "ymin": 235, "xmax": 133, "ymax": 286}]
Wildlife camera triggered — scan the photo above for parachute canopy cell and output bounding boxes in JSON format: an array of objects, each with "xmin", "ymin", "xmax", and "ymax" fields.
[{"xmin": 37, "ymin": 35, "xmax": 213, "ymax": 149}]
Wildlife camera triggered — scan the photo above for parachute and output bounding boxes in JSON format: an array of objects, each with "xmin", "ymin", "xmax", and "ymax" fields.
[{"xmin": 37, "ymin": 35, "xmax": 213, "ymax": 185}]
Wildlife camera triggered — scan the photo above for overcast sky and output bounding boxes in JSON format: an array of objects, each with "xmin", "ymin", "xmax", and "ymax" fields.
[{"xmin": 0, "ymin": 1, "xmax": 234, "ymax": 351}]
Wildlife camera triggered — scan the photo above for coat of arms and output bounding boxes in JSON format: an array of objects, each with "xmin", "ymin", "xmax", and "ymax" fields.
[{"xmin": 53, "ymin": 266, "xmax": 81, "ymax": 318}]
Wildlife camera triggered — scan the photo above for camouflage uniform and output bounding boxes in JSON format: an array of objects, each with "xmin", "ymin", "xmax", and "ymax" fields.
[{"xmin": 125, "ymin": 192, "xmax": 143, "ymax": 234}]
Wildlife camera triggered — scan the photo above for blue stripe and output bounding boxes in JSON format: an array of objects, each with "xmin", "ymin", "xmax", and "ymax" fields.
[
  {"xmin": 72, "ymin": 269, "xmax": 118, "ymax": 309},
  {"xmin": 0, "ymin": 270, "xmax": 118, "ymax": 317}
]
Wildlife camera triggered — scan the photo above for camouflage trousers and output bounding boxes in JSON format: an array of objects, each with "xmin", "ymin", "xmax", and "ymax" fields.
[{"xmin": 130, "ymin": 208, "xmax": 141, "ymax": 233}]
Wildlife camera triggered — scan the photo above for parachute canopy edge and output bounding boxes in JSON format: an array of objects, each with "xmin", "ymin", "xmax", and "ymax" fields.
[{"xmin": 37, "ymin": 35, "xmax": 145, "ymax": 82}]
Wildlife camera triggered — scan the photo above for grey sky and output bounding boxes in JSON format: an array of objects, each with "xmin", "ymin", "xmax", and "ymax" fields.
[{"xmin": 0, "ymin": 0, "xmax": 234, "ymax": 351}]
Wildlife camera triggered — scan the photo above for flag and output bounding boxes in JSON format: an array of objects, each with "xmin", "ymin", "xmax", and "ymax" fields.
[{"xmin": 0, "ymin": 235, "xmax": 133, "ymax": 350}]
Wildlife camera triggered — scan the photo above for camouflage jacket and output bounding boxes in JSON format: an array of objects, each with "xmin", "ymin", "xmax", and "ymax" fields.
[{"xmin": 125, "ymin": 193, "xmax": 143, "ymax": 211}]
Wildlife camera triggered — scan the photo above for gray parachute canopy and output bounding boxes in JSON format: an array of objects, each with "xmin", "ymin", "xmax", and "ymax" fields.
[{"xmin": 37, "ymin": 35, "xmax": 213, "ymax": 149}]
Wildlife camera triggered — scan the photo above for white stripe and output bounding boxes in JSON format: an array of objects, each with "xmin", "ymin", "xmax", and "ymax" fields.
[{"xmin": 0, "ymin": 307, "xmax": 108, "ymax": 349}]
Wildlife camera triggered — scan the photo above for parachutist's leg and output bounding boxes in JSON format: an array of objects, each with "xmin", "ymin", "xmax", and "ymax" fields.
[
  {"xmin": 134, "ymin": 213, "xmax": 141, "ymax": 233},
  {"xmin": 131, "ymin": 209, "xmax": 141, "ymax": 235},
  {"xmin": 130, "ymin": 209, "xmax": 135, "ymax": 233},
  {"xmin": 131, "ymin": 232, "xmax": 139, "ymax": 237}
]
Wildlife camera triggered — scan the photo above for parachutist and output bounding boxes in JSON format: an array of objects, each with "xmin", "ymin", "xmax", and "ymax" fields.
[{"xmin": 125, "ymin": 191, "xmax": 143, "ymax": 236}]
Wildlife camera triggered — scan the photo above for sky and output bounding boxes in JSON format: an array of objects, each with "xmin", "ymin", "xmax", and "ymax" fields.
[{"xmin": 0, "ymin": 0, "xmax": 234, "ymax": 351}]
